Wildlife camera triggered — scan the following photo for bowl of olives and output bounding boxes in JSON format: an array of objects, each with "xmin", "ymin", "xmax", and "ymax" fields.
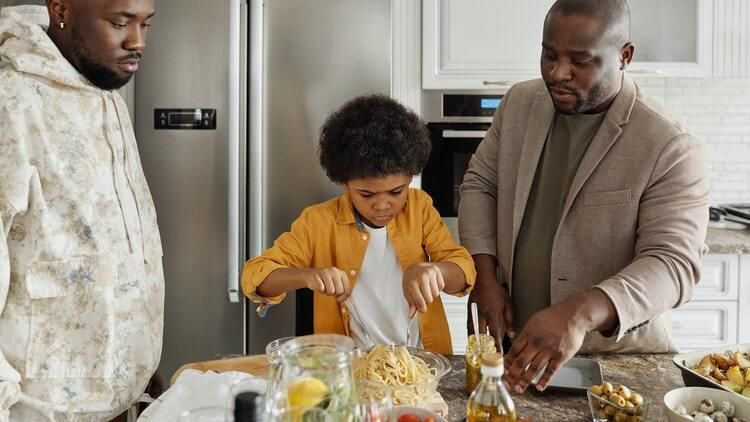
[{"xmin": 587, "ymin": 382, "xmax": 650, "ymax": 421}]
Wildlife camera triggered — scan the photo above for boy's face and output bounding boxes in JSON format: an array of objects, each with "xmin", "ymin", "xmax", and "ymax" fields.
[{"xmin": 344, "ymin": 174, "xmax": 412, "ymax": 228}]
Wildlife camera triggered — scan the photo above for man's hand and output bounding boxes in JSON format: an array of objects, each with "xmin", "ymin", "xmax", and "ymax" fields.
[
  {"xmin": 503, "ymin": 289, "xmax": 617, "ymax": 393},
  {"xmin": 403, "ymin": 262, "xmax": 445, "ymax": 317},
  {"xmin": 503, "ymin": 300, "xmax": 586, "ymax": 393},
  {"xmin": 467, "ymin": 254, "xmax": 514, "ymax": 350},
  {"xmin": 303, "ymin": 267, "xmax": 352, "ymax": 302}
]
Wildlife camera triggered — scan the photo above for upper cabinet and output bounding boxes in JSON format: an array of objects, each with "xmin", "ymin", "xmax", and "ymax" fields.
[
  {"xmin": 422, "ymin": 0, "xmax": 714, "ymax": 89},
  {"xmin": 627, "ymin": 0, "xmax": 713, "ymax": 77}
]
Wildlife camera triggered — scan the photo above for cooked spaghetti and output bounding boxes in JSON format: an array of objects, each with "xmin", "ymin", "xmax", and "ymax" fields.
[{"xmin": 354, "ymin": 345, "xmax": 437, "ymax": 405}]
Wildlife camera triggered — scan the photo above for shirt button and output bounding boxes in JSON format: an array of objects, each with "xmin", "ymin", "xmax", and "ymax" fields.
[
  {"xmin": 361, "ymin": 234, "xmax": 368, "ymax": 240},
  {"xmin": 350, "ymin": 270, "xmax": 356, "ymax": 276}
]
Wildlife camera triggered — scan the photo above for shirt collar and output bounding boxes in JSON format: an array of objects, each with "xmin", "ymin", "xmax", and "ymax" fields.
[{"xmin": 334, "ymin": 190, "xmax": 410, "ymax": 230}]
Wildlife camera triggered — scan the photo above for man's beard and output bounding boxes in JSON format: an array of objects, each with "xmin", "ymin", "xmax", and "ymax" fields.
[
  {"xmin": 70, "ymin": 26, "xmax": 133, "ymax": 91},
  {"xmin": 548, "ymin": 78, "xmax": 612, "ymax": 115},
  {"xmin": 548, "ymin": 85, "xmax": 607, "ymax": 115}
]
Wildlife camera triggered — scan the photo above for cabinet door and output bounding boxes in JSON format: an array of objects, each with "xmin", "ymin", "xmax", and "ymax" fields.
[
  {"xmin": 692, "ymin": 254, "xmax": 739, "ymax": 301},
  {"xmin": 423, "ymin": 0, "xmax": 554, "ymax": 89},
  {"xmin": 670, "ymin": 302, "xmax": 738, "ymax": 352},
  {"xmin": 423, "ymin": 0, "xmax": 713, "ymax": 89},
  {"xmin": 627, "ymin": 0, "xmax": 713, "ymax": 77},
  {"xmin": 441, "ymin": 293, "xmax": 469, "ymax": 355}
]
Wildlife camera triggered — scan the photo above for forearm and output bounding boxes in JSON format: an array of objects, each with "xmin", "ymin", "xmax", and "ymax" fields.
[
  {"xmin": 565, "ymin": 288, "xmax": 618, "ymax": 334},
  {"xmin": 256, "ymin": 268, "xmax": 309, "ymax": 298},
  {"xmin": 435, "ymin": 261, "xmax": 468, "ymax": 294},
  {"xmin": 473, "ymin": 254, "xmax": 498, "ymax": 282}
]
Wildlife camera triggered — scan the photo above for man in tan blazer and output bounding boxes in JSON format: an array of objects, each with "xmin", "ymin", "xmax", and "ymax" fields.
[{"xmin": 459, "ymin": 0, "xmax": 709, "ymax": 393}]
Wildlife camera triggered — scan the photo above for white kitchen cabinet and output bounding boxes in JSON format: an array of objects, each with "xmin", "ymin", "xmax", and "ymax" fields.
[
  {"xmin": 671, "ymin": 302, "xmax": 738, "ymax": 351},
  {"xmin": 671, "ymin": 254, "xmax": 747, "ymax": 352},
  {"xmin": 423, "ymin": 0, "xmax": 713, "ymax": 89},
  {"xmin": 693, "ymin": 254, "xmax": 739, "ymax": 301},
  {"xmin": 442, "ymin": 294, "xmax": 469, "ymax": 355},
  {"xmin": 738, "ymin": 255, "xmax": 750, "ymax": 344}
]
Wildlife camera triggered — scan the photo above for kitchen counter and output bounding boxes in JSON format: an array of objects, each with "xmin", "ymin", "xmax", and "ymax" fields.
[
  {"xmin": 439, "ymin": 353, "xmax": 682, "ymax": 422},
  {"xmin": 706, "ymin": 226, "xmax": 750, "ymax": 254}
]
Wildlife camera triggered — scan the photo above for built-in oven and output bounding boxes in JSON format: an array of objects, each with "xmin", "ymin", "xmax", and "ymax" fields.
[{"xmin": 421, "ymin": 90, "xmax": 505, "ymax": 241}]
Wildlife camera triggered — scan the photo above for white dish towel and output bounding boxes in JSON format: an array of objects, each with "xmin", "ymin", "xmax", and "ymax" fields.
[{"xmin": 138, "ymin": 370, "xmax": 266, "ymax": 421}]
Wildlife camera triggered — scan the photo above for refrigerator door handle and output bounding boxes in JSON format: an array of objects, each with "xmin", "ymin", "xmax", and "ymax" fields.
[
  {"xmin": 228, "ymin": 0, "xmax": 249, "ymax": 303},
  {"xmin": 243, "ymin": 0, "xmax": 265, "ymax": 299}
]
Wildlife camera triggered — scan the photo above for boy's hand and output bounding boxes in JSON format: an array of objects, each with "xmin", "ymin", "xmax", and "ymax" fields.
[
  {"xmin": 403, "ymin": 262, "xmax": 445, "ymax": 317},
  {"xmin": 304, "ymin": 267, "xmax": 352, "ymax": 302}
]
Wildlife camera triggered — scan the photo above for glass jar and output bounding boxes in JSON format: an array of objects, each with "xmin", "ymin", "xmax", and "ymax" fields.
[
  {"xmin": 277, "ymin": 334, "xmax": 357, "ymax": 419},
  {"xmin": 465, "ymin": 334, "xmax": 497, "ymax": 393},
  {"xmin": 264, "ymin": 336, "xmax": 296, "ymax": 411}
]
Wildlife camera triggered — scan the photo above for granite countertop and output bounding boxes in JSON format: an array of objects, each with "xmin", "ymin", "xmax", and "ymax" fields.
[
  {"xmin": 439, "ymin": 353, "xmax": 682, "ymax": 422},
  {"xmin": 706, "ymin": 226, "xmax": 750, "ymax": 254}
]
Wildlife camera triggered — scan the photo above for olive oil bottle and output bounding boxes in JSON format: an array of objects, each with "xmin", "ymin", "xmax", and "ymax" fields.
[{"xmin": 466, "ymin": 352, "xmax": 516, "ymax": 422}]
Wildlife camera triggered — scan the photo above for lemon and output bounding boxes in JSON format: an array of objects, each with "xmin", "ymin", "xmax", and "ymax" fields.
[{"xmin": 287, "ymin": 377, "xmax": 330, "ymax": 408}]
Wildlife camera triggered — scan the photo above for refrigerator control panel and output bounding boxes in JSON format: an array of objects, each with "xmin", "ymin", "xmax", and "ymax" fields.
[{"xmin": 154, "ymin": 108, "xmax": 217, "ymax": 130}]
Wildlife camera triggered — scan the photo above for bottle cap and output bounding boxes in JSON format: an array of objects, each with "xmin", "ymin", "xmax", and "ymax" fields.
[
  {"xmin": 481, "ymin": 352, "xmax": 503, "ymax": 367},
  {"xmin": 480, "ymin": 352, "xmax": 504, "ymax": 377},
  {"xmin": 234, "ymin": 391, "xmax": 264, "ymax": 422}
]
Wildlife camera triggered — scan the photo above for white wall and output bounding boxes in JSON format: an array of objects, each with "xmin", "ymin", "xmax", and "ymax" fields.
[{"xmin": 635, "ymin": 76, "xmax": 750, "ymax": 205}]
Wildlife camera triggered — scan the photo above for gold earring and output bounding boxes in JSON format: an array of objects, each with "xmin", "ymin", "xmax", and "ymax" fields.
[{"xmin": 59, "ymin": 21, "xmax": 65, "ymax": 29}]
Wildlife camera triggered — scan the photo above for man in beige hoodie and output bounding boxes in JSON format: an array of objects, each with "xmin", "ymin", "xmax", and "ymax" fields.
[{"xmin": 0, "ymin": 1, "xmax": 163, "ymax": 420}]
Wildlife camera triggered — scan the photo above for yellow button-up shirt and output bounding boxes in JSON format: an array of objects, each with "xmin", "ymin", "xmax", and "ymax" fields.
[{"xmin": 242, "ymin": 188, "xmax": 476, "ymax": 354}]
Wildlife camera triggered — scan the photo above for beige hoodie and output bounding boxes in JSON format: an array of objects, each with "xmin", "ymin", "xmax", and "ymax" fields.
[{"xmin": 0, "ymin": 6, "xmax": 164, "ymax": 421}]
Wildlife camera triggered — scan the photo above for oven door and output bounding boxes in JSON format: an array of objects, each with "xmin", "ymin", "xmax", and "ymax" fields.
[{"xmin": 422, "ymin": 122, "xmax": 490, "ymax": 226}]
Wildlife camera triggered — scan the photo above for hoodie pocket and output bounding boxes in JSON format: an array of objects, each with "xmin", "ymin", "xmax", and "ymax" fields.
[{"xmin": 24, "ymin": 255, "xmax": 114, "ymax": 379}]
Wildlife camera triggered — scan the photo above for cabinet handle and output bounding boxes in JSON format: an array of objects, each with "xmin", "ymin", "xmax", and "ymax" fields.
[
  {"xmin": 482, "ymin": 80, "xmax": 514, "ymax": 86},
  {"xmin": 627, "ymin": 69, "xmax": 663, "ymax": 75},
  {"xmin": 442, "ymin": 130, "xmax": 487, "ymax": 139}
]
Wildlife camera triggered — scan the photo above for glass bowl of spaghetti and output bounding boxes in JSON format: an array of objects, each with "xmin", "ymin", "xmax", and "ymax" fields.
[{"xmin": 353, "ymin": 344, "xmax": 451, "ymax": 406}]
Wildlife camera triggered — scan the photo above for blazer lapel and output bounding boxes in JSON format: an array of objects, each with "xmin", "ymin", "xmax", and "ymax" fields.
[
  {"xmin": 512, "ymin": 92, "xmax": 555, "ymax": 248},
  {"xmin": 559, "ymin": 74, "xmax": 637, "ymax": 224}
]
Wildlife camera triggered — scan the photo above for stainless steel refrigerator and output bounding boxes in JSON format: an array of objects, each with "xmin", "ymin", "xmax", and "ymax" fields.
[{"xmin": 135, "ymin": 0, "xmax": 391, "ymax": 379}]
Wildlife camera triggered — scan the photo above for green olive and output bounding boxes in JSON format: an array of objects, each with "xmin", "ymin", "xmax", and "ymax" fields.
[
  {"xmin": 602, "ymin": 382, "xmax": 614, "ymax": 394},
  {"xmin": 609, "ymin": 393, "xmax": 626, "ymax": 407},
  {"xmin": 631, "ymin": 393, "xmax": 643, "ymax": 406},
  {"xmin": 590, "ymin": 384, "xmax": 603, "ymax": 396}
]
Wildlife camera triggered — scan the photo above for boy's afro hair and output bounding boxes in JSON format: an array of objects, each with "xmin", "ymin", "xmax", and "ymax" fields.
[{"xmin": 318, "ymin": 94, "xmax": 431, "ymax": 183}]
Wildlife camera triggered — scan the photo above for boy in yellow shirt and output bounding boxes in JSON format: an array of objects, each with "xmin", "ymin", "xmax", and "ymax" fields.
[{"xmin": 241, "ymin": 95, "xmax": 475, "ymax": 354}]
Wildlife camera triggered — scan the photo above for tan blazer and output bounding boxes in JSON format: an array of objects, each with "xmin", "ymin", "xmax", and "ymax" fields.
[{"xmin": 458, "ymin": 74, "xmax": 709, "ymax": 353}]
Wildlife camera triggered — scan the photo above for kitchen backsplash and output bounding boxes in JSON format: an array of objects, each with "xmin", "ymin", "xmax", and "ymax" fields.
[{"xmin": 635, "ymin": 76, "xmax": 750, "ymax": 205}]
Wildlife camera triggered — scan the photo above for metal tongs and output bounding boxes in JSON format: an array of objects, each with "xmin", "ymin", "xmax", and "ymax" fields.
[{"xmin": 345, "ymin": 297, "xmax": 375, "ymax": 351}]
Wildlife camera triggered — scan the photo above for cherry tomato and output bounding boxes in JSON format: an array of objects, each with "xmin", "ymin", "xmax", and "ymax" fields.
[
  {"xmin": 397, "ymin": 414, "xmax": 421, "ymax": 422},
  {"xmin": 424, "ymin": 418, "xmax": 435, "ymax": 422}
]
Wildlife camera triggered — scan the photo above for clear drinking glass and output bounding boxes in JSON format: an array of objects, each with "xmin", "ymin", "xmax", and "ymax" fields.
[
  {"xmin": 268, "ymin": 406, "xmax": 335, "ymax": 422},
  {"xmin": 355, "ymin": 379, "xmax": 394, "ymax": 422},
  {"xmin": 178, "ymin": 406, "xmax": 232, "ymax": 422}
]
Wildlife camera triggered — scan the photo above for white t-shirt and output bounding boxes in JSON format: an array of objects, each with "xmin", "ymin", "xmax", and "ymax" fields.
[{"xmin": 349, "ymin": 224, "xmax": 420, "ymax": 349}]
